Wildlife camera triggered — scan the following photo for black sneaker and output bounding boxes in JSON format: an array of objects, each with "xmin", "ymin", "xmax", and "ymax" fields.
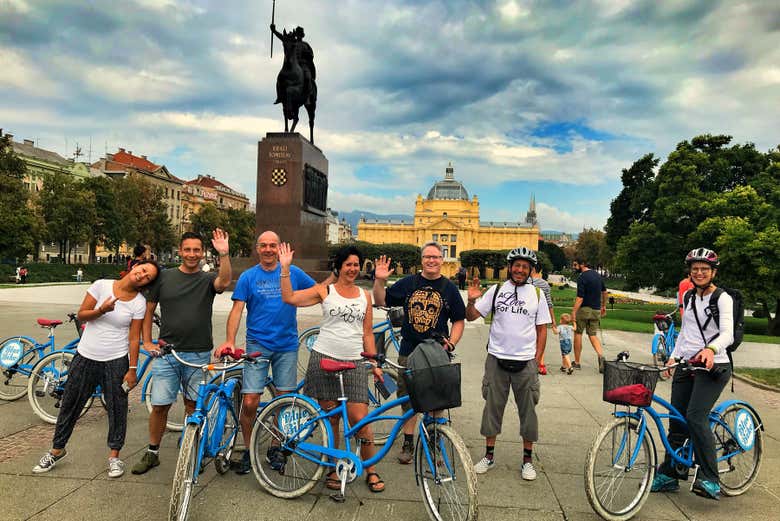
[
  {"xmin": 235, "ymin": 451, "xmax": 251, "ymax": 475},
  {"xmin": 398, "ymin": 441, "xmax": 414, "ymax": 464},
  {"xmin": 32, "ymin": 450, "xmax": 67, "ymax": 473},
  {"xmin": 266, "ymin": 446, "xmax": 286, "ymax": 472}
]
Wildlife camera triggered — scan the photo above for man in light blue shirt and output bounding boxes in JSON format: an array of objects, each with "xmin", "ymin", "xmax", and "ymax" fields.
[{"xmin": 217, "ymin": 230, "xmax": 315, "ymax": 474}]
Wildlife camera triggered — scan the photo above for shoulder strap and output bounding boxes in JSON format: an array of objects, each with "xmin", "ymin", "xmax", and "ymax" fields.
[
  {"xmin": 708, "ymin": 287, "xmax": 724, "ymax": 327},
  {"xmin": 490, "ymin": 283, "xmax": 500, "ymax": 316},
  {"xmin": 691, "ymin": 291, "xmax": 721, "ymax": 346},
  {"xmin": 683, "ymin": 288, "xmax": 695, "ymax": 310}
]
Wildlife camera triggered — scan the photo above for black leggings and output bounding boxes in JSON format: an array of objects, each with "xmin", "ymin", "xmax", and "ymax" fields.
[
  {"xmin": 659, "ymin": 363, "xmax": 731, "ymax": 482},
  {"xmin": 52, "ymin": 353, "xmax": 129, "ymax": 451}
]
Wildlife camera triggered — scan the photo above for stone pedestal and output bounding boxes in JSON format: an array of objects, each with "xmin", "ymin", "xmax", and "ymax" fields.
[{"xmin": 256, "ymin": 132, "xmax": 329, "ymax": 276}]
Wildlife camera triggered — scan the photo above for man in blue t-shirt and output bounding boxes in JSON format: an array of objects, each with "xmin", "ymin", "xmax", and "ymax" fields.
[
  {"xmin": 373, "ymin": 241, "xmax": 466, "ymax": 464},
  {"xmin": 217, "ymin": 230, "xmax": 315, "ymax": 474},
  {"xmin": 571, "ymin": 258, "xmax": 607, "ymax": 373}
]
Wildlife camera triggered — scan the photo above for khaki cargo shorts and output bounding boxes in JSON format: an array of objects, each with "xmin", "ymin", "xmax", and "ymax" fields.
[{"xmin": 575, "ymin": 306, "xmax": 600, "ymax": 336}]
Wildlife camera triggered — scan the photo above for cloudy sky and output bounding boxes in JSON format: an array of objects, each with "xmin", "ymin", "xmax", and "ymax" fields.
[{"xmin": 2, "ymin": 0, "xmax": 778, "ymax": 232}]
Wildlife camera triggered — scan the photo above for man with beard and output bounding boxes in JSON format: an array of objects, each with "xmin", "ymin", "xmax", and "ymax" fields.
[
  {"xmin": 465, "ymin": 247, "xmax": 551, "ymax": 481},
  {"xmin": 132, "ymin": 230, "xmax": 231, "ymax": 474},
  {"xmin": 373, "ymin": 241, "xmax": 466, "ymax": 464},
  {"xmin": 571, "ymin": 258, "xmax": 607, "ymax": 372}
]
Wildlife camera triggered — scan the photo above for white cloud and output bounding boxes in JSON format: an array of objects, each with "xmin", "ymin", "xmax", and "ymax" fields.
[{"xmin": 535, "ymin": 202, "xmax": 606, "ymax": 233}]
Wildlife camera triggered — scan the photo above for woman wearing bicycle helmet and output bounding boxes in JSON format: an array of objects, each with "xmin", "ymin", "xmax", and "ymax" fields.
[
  {"xmin": 278, "ymin": 243, "xmax": 386, "ymax": 493},
  {"xmin": 652, "ymin": 247, "xmax": 732, "ymax": 500}
]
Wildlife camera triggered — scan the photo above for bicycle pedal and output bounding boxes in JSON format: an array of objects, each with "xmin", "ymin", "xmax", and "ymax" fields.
[{"xmin": 329, "ymin": 493, "xmax": 346, "ymax": 503}]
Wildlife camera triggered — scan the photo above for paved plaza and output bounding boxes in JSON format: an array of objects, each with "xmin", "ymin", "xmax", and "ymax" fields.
[{"xmin": 1, "ymin": 285, "xmax": 778, "ymax": 521}]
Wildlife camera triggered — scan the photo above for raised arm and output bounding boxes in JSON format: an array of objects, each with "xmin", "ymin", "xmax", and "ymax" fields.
[
  {"xmin": 279, "ymin": 242, "xmax": 325, "ymax": 306},
  {"xmin": 372, "ymin": 255, "xmax": 391, "ymax": 306},
  {"xmin": 211, "ymin": 228, "xmax": 232, "ymax": 292},
  {"xmin": 465, "ymin": 277, "xmax": 485, "ymax": 321}
]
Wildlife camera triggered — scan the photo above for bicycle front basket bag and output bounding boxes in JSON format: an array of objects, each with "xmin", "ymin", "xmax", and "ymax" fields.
[
  {"xmin": 388, "ymin": 307, "xmax": 404, "ymax": 328},
  {"xmin": 403, "ymin": 339, "xmax": 461, "ymax": 413},
  {"xmin": 602, "ymin": 361, "xmax": 659, "ymax": 407}
]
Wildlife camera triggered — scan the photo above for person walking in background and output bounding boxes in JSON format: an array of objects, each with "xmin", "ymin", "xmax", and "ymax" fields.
[
  {"xmin": 464, "ymin": 247, "xmax": 550, "ymax": 481},
  {"xmin": 132, "ymin": 230, "xmax": 231, "ymax": 475},
  {"xmin": 76, "ymin": 267, "xmax": 83, "ymax": 283},
  {"xmin": 678, "ymin": 274, "xmax": 694, "ymax": 318},
  {"xmin": 557, "ymin": 313, "xmax": 575, "ymax": 374},
  {"xmin": 19, "ymin": 266, "xmax": 28, "ymax": 283},
  {"xmin": 571, "ymin": 258, "xmax": 607, "ymax": 372},
  {"xmin": 32, "ymin": 261, "xmax": 160, "ymax": 477},
  {"xmin": 457, "ymin": 265, "xmax": 467, "ymax": 290},
  {"xmin": 216, "ymin": 231, "xmax": 315, "ymax": 475},
  {"xmin": 530, "ymin": 263, "xmax": 557, "ymax": 375}
]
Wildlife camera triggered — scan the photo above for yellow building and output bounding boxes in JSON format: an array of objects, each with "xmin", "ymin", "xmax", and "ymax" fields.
[{"xmin": 358, "ymin": 163, "xmax": 539, "ymax": 276}]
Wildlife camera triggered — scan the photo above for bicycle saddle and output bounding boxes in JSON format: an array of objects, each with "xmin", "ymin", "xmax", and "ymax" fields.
[
  {"xmin": 37, "ymin": 318, "xmax": 63, "ymax": 327},
  {"xmin": 320, "ymin": 359, "xmax": 356, "ymax": 372}
]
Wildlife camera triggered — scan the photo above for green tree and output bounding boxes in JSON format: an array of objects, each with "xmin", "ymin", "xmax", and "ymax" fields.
[
  {"xmin": 226, "ymin": 208, "xmax": 256, "ymax": 256},
  {"xmin": 0, "ymin": 135, "xmax": 37, "ymax": 260},
  {"xmin": 604, "ymin": 153, "xmax": 659, "ymax": 251},
  {"xmin": 536, "ymin": 250, "xmax": 553, "ymax": 277},
  {"xmin": 37, "ymin": 172, "xmax": 95, "ymax": 263},
  {"xmin": 82, "ymin": 176, "xmax": 120, "ymax": 264},
  {"xmin": 575, "ymin": 229, "xmax": 610, "ymax": 268},
  {"xmin": 538, "ymin": 240, "xmax": 567, "ymax": 271}
]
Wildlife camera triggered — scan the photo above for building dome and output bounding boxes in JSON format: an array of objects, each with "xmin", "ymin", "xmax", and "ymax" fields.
[{"xmin": 426, "ymin": 162, "xmax": 469, "ymax": 200}]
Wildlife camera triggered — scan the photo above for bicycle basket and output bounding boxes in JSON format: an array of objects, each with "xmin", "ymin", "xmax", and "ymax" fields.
[
  {"xmin": 602, "ymin": 361, "xmax": 659, "ymax": 407},
  {"xmin": 403, "ymin": 363, "xmax": 462, "ymax": 413},
  {"xmin": 388, "ymin": 307, "xmax": 404, "ymax": 328}
]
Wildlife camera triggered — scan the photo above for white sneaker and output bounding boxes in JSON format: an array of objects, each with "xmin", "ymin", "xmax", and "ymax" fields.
[
  {"xmin": 108, "ymin": 458, "xmax": 125, "ymax": 478},
  {"xmin": 474, "ymin": 456, "xmax": 495, "ymax": 474},
  {"xmin": 521, "ymin": 461, "xmax": 537, "ymax": 481}
]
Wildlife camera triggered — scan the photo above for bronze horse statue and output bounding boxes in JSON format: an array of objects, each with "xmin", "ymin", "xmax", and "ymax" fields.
[{"xmin": 272, "ymin": 26, "xmax": 317, "ymax": 144}]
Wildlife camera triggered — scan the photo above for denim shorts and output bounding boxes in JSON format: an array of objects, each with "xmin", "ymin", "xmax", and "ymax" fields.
[
  {"xmin": 242, "ymin": 340, "xmax": 299, "ymax": 394},
  {"xmin": 150, "ymin": 351, "xmax": 211, "ymax": 406},
  {"xmin": 559, "ymin": 338, "xmax": 573, "ymax": 356}
]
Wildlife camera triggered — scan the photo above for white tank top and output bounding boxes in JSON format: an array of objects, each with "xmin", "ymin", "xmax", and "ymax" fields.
[{"xmin": 312, "ymin": 285, "xmax": 367, "ymax": 360}]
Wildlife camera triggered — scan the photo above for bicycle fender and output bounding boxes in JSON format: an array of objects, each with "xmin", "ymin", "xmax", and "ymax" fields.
[
  {"xmin": 1, "ymin": 335, "xmax": 37, "ymax": 345},
  {"xmin": 711, "ymin": 400, "xmax": 765, "ymax": 432},
  {"xmin": 651, "ymin": 334, "xmax": 663, "ymax": 356}
]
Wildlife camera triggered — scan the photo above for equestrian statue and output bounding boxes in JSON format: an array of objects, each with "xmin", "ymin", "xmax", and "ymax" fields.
[{"xmin": 270, "ymin": 23, "xmax": 317, "ymax": 144}]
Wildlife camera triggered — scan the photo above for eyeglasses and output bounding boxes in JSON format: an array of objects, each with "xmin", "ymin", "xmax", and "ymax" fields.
[
  {"xmin": 690, "ymin": 267, "xmax": 712, "ymax": 273},
  {"xmin": 422, "ymin": 255, "xmax": 443, "ymax": 260}
]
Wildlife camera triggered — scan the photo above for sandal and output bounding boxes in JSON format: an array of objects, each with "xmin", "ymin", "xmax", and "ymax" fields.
[
  {"xmin": 325, "ymin": 471, "xmax": 341, "ymax": 490},
  {"xmin": 365, "ymin": 472, "xmax": 385, "ymax": 493}
]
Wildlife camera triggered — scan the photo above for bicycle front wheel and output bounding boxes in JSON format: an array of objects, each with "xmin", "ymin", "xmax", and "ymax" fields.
[
  {"xmin": 712, "ymin": 404, "xmax": 763, "ymax": 496},
  {"xmin": 415, "ymin": 423, "xmax": 478, "ymax": 521},
  {"xmin": 169, "ymin": 423, "xmax": 199, "ymax": 521},
  {"xmin": 585, "ymin": 417, "xmax": 656, "ymax": 521},
  {"xmin": 0, "ymin": 336, "xmax": 37, "ymax": 400},
  {"xmin": 27, "ymin": 352, "xmax": 94, "ymax": 424},
  {"xmin": 368, "ymin": 366, "xmax": 402, "ymax": 446},
  {"xmin": 250, "ymin": 395, "xmax": 328, "ymax": 498}
]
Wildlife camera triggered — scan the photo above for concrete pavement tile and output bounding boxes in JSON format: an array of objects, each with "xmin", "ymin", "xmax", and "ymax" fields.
[
  {"xmin": 27, "ymin": 480, "xmax": 170, "ymax": 521},
  {"xmin": 665, "ymin": 483, "xmax": 779, "ymax": 521},
  {"xmin": 479, "ymin": 506, "xmax": 564, "ymax": 520},
  {"xmin": 0, "ymin": 399, "xmax": 40, "ymax": 437},
  {"xmin": 546, "ymin": 471, "xmax": 687, "ymax": 520},
  {"xmin": 472, "ymin": 464, "xmax": 560, "ymax": 510},
  {"xmin": 0, "ymin": 474, "xmax": 86, "ymax": 521}
]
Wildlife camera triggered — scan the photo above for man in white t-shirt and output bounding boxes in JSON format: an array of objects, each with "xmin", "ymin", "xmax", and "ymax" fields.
[{"xmin": 465, "ymin": 247, "xmax": 551, "ymax": 481}]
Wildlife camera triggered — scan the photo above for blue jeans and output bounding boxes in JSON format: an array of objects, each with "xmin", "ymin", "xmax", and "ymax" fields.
[
  {"xmin": 150, "ymin": 351, "xmax": 211, "ymax": 405},
  {"xmin": 242, "ymin": 340, "xmax": 298, "ymax": 394}
]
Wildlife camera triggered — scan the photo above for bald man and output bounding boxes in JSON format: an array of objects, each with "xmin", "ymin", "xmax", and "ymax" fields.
[{"xmin": 217, "ymin": 231, "xmax": 315, "ymax": 474}]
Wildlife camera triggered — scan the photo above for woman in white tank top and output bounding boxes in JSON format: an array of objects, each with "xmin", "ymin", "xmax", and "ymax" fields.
[{"xmin": 279, "ymin": 243, "xmax": 386, "ymax": 493}]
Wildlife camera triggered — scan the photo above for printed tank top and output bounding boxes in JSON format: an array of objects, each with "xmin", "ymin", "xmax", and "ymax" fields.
[{"xmin": 312, "ymin": 285, "xmax": 367, "ymax": 360}]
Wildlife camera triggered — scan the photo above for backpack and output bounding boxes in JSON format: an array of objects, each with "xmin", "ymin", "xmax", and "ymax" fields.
[{"xmin": 683, "ymin": 287, "xmax": 745, "ymax": 353}]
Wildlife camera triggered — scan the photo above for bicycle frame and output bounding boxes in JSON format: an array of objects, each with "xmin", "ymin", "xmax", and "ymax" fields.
[
  {"xmin": 185, "ymin": 377, "xmax": 240, "ymax": 473},
  {"xmin": 651, "ymin": 321, "xmax": 677, "ymax": 359},
  {"xmin": 613, "ymin": 394, "xmax": 761, "ymax": 471},
  {"xmin": 270, "ymin": 389, "xmax": 441, "ymax": 477}
]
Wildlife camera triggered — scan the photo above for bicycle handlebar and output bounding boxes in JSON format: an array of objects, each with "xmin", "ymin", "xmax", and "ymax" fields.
[
  {"xmin": 361, "ymin": 351, "xmax": 405, "ymax": 371},
  {"xmin": 615, "ymin": 351, "xmax": 726, "ymax": 375},
  {"xmin": 155, "ymin": 342, "xmax": 257, "ymax": 372}
]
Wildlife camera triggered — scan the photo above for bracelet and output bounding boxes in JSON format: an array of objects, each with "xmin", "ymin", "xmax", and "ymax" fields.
[
  {"xmin": 128, "ymin": 366, "xmax": 137, "ymax": 370},
  {"xmin": 705, "ymin": 345, "xmax": 718, "ymax": 354},
  {"xmin": 280, "ymin": 273, "xmax": 290, "ymax": 278},
  {"xmin": 218, "ymin": 252, "xmax": 229, "ymax": 257},
  {"xmin": 467, "ymin": 299, "xmax": 476, "ymax": 305}
]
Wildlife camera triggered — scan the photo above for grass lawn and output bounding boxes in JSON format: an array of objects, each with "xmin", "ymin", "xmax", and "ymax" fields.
[{"xmin": 735, "ymin": 368, "xmax": 780, "ymax": 388}]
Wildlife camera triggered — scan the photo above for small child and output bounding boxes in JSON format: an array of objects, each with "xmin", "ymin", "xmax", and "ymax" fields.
[{"xmin": 558, "ymin": 313, "xmax": 575, "ymax": 375}]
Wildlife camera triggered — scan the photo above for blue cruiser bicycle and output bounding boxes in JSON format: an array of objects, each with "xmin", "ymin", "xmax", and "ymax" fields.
[
  {"xmin": 584, "ymin": 353, "xmax": 764, "ymax": 521},
  {"xmin": 650, "ymin": 311, "xmax": 678, "ymax": 378},
  {"xmin": 162, "ymin": 343, "xmax": 257, "ymax": 521},
  {"xmin": 249, "ymin": 351, "xmax": 478, "ymax": 521}
]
